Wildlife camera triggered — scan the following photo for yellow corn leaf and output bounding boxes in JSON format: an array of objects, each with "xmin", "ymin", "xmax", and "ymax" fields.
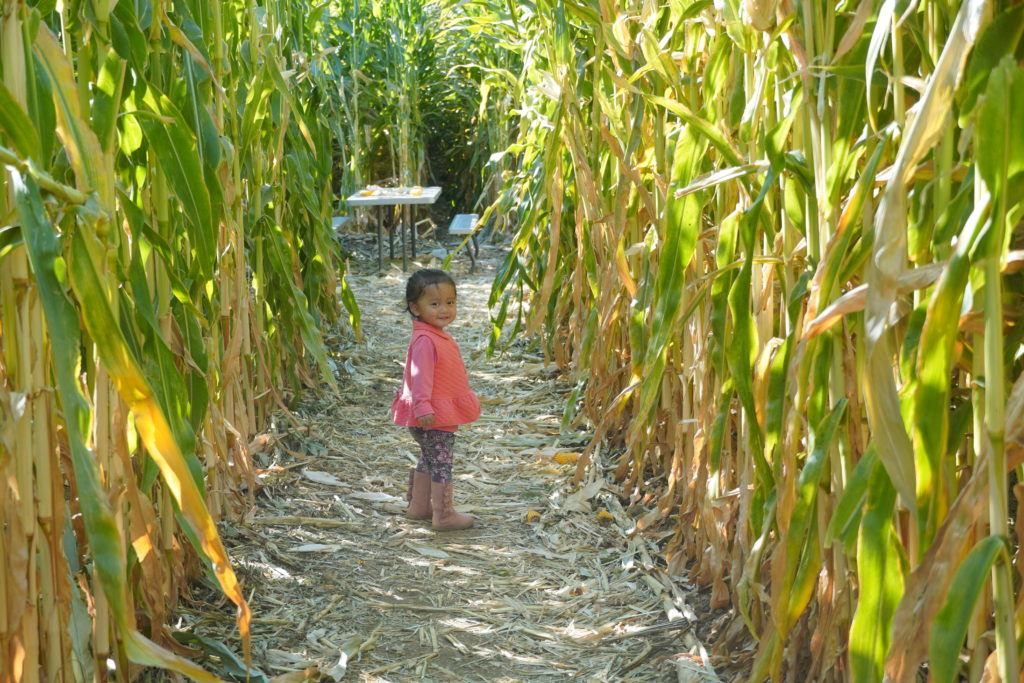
[
  {"xmin": 68, "ymin": 230, "xmax": 252, "ymax": 658},
  {"xmin": 553, "ymin": 451, "xmax": 580, "ymax": 465}
]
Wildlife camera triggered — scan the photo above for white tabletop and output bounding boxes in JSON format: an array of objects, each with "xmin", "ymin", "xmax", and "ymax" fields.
[{"xmin": 345, "ymin": 186, "xmax": 441, "ymax": 206}]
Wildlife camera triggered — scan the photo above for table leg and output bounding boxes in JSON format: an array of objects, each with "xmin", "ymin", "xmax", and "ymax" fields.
[
  {"xmin": 388, "ymin": 209, "xmax": 395, "ymax": 259},
  {"xmin": 376, "ymin": 207, "xmax": 384, "ymax": 273},
  {"xmin": 408, "ymin": 205, "xmax": 416, "ymax": 260},
  {"xmin": 400, "ymin": 205, "xmax": 408, "ymax": 271}
]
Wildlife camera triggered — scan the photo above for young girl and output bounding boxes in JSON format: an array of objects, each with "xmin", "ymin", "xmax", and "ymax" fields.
[{"xmin": 391, "ymin": 269, "xmax": 480, "ymax": 530}]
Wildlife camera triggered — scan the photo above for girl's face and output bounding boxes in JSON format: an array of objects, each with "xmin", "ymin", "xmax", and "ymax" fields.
[{"xmin": 409, "ymin": 282, "xmax": 457, "ymax": 329}]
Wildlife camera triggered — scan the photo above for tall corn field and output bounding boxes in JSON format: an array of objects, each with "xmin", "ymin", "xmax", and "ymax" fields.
[
  {"xmin": 330, "ymin": 0, "xmax": 503, "ymax": 212},
  {"xmin": 0, "ymin": 0, "xmax": 359, "ymax": 678},
  {"xmin": 0, "ymin": 0, "xmax": 506, "ymax": 677},
  {"xmin": 4, "ymin": 0, "xmax": 1023, "ymax": 679},
  {"xmin": 477, "ymin": 0, "xmax": 1024, "ymax": 679}
]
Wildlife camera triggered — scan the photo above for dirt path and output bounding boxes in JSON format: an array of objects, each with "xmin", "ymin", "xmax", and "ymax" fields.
[{"xmin": 186, "ymin": 243, "xmax": 720, "ymax": 682}]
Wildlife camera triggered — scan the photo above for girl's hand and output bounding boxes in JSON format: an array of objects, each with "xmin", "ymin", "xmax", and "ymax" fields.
[{"xmin": 417, "ymin": 413, "xmax": 436, "ymax": 426}]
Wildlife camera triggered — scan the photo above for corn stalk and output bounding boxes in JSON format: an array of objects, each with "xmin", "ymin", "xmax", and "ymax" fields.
[
  {"xmin": 0, "ymin": 0, "xmax": 355, "ymax": 677},
  {"xmin": 481, "ymin": 0, "xmax": 1024, "ymax": 679}
]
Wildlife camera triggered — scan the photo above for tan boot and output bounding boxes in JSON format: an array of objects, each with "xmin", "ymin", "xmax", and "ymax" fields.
[
  {"xmin": 430, "ymin": 481, "xmax": 473, "ymax": 531},
  {"xmin": 406, "ymin": 468, "xmax": 433, "ymax": 520}
]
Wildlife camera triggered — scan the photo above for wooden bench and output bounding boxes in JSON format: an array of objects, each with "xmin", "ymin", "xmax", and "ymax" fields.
[
  {"xmin": 448, "ymin": 213, "xmax": 480, "ymax": 272},
  {"xmin": 331, "ymin": 215, "xmax": 354, "ymax": 231}
]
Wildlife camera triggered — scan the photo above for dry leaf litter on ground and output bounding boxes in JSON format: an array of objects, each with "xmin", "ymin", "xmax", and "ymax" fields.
[{"xmin": 172, "ymin": 237, "xmax": 726, "ymax": 682}]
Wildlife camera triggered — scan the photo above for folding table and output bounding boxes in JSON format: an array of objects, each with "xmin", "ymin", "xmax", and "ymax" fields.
[{"xmin": 344, "ymin": 186, "xmax": 442, "ymax": 272}]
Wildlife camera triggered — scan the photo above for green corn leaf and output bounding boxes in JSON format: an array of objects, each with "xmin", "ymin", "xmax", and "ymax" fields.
[
  {"xmin": 111, "ymin": 1, "xmax": 150, "ymax": 68},
  {"xmin": 812, "ymin": 136, "xmax": 888, "ymax": 316},
  {"xmin": 181, "ymin": 68, "xmax": 222, "ymax": 169},
  {"xmin": 645, "ymin": 126, "xmax": 703, "ymax": 368},
  {"xmin": 928, "ymin": 535, "xmax": 1009, "ymax": 683},
  {"xmin": 784, "ymin": 399, "xmax": 848, "ymax": 626},
  {"xmin": 789, "ymin": 399, "xmax": 849, "ymax": 551},
  {"xmin": 33, "ymin": 26, "xmax": 110, "ymax": 200},
  {"xmin": 488, "ymin": 290, "xmax": 512, "ymax": 354},
  {"xmin": 646, "ymin": 94, "xmax": 742, "ymax": 167},
  {"xmin": 138, "ymin": 86, "xmax": 216, "ymax": 280},
  {"xmin": 25, "ymin": 51, "xmax": 57, "ymax": 166},
  {"xmin": 973, "ymin": 51, "xmax": 1023, "ymax": 683},
  {"xmin": 0, "ymin": 80, "xmax": 42, "ymax": 160},
  {"xmin": 763, "ymin": 337, "xmax": 791, "ymax": 458},
  {"xmin": 707, "ymin": 379, "xmax": 734, "ymax": 473},
  {"xmin": 239, "ymin": 66, "xmax": 274, "ymax": 159},
  {"xmin": 976, "ymin": 57, "xmax": 1024, "ymax": 204},
  {"xmin": 672, "ymin": 162, "xmax": 769, "ymax": 200},
  {"xmin": 562, "ymin": 0, "xmax": 600, "ymax": 25},
  {"xmin": 261, "ymin": 222, "xmax": 338, "ymax": 388},
  {"xmin": 912, "ymin": 194, "xmax": 988, "ymax": 548},
  {"xmin": 127, "ymin": 247, "xmax": 201, "ymax": 486},
  {"xmin": 849, "ymin": 460, "xmax": 903, "ymax": 683},
  {"xmin": 0, "ymin": 222, "xmax": 24, "ymax": 259},
  {"xmin": 959, "ymin": 5, "xmax": 1024, "ymax": 126},
  {"xmin": 863, "ymin": 337, "xmax": 916, "ymax": 509},
  {"xmin": 172, "ymin": 302, "xmax": 211, "ymax": 436},
  {"xmin": 265, "ymin": 54, "xmax": 319, "ymax": 158},
  {"xmin": 117, "ymin": 190, "xmax": 202, "ymax": 317},
  {"xmin": 864, "ymin": 0, "xmax": 896, "ymax": 132},
  {"xmin": 172, "ymin": 632, "xmax": 268, "ymax": 683},
  {"xmin": 726, "ymin": 258, "xmax": 767, "ymax": 478},
  {"xmin": 338, "ymin": 274, "xmax": 363, "ymax": 340},
  {"xmin": 709, "ymin": 211, "xmax": 739, "ymax": 373},
  {"xmin": 824, "ymin": 446, "xmax": 878, "ymax": 547},
  {"xmin": 92, "ymin": 47, "xmax": 125, "ymax": 155}
]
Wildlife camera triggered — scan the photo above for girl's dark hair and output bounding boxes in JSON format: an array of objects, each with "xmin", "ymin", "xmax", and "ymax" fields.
[{"xmin": 405, "ymin": 268, "xmax": 457, "ymax": 314}]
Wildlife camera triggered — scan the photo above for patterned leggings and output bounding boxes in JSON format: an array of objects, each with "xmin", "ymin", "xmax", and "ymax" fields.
[{"xmin": 409, "ymin": 427, "xmax": 456, "ymax": 483}]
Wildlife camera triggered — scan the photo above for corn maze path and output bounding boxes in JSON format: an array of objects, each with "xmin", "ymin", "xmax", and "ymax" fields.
[{"xmin": 183, "ymin": 240, "xmax": 723, "ymax": 682}]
